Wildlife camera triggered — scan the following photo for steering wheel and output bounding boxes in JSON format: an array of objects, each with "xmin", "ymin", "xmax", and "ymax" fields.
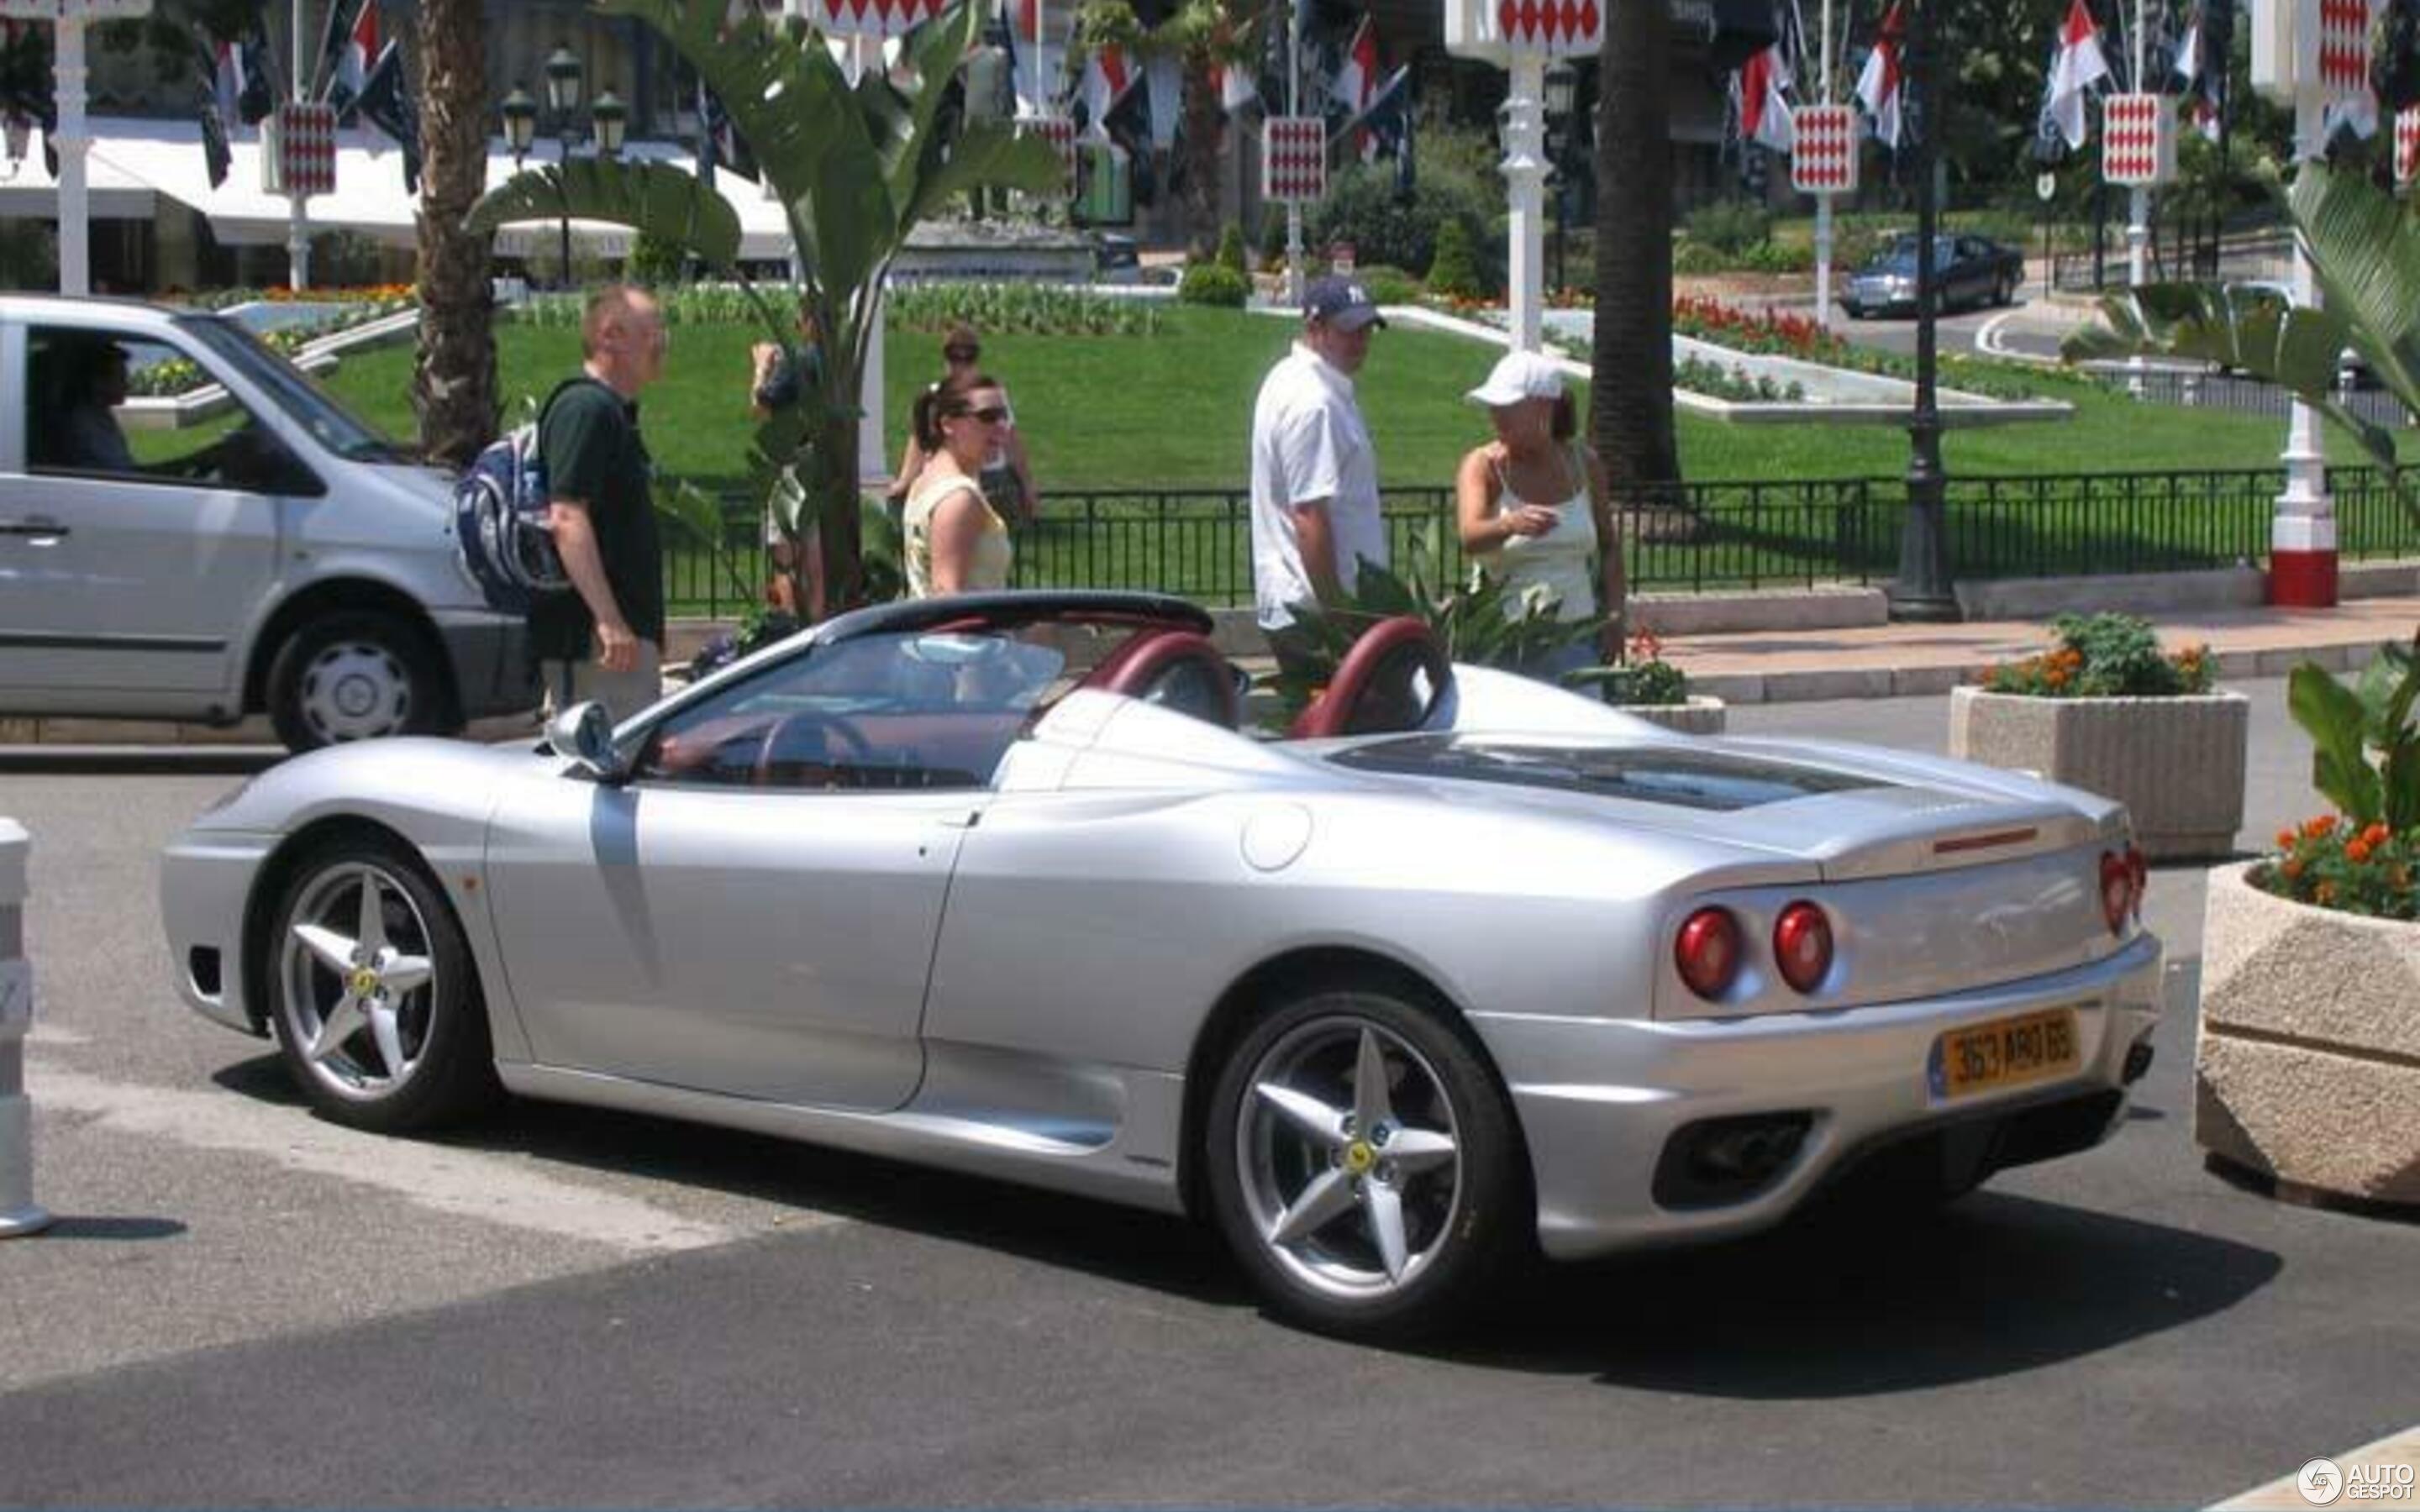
[{"xmin": 753, "ymin": 712, "xmax": 876, "ymax": 789}]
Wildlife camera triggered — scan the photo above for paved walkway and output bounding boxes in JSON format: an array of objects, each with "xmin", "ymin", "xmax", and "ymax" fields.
[{"xmin": 1667, "ymin": 592, "xmax": 2420, "ymax": 705}]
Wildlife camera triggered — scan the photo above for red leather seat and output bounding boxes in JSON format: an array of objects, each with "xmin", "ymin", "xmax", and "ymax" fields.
[
  {"xmin": 1289, "ymin": 617, "xmax": 1452, "ymax": 740},
  {"xmin": 1094, "ymin": 630, "xmax": 1241, "ymax": 729}
]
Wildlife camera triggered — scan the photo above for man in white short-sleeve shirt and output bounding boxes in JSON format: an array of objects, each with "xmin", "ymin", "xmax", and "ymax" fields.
[{"xmin": 1249, "ymin": 276, "xmax": 1388, "ymax": 676}]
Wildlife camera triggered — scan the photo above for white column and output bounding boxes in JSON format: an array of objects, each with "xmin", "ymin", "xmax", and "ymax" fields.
[
  {"xmin": 287, "ymin": 0, "xmax": 311, "ymax": 291},
  {"xmin": 2275, "ymin": 92, "xmax": 2333, "ymax": 554},
  {"xmin": 1502, "ymin": 54, "xmax": 1547, "ymax": 353},
  {"xmin": 52, "ymin": 18, "xmax": 89, "ymax": 296},
  {"xmin": 1285, "ymin": 0, "xmax": 1304, "ymax": 305},
  {"xmin": 1814, "ymin": 197, "xmax": 1834, "ymax": 331},
  {"xmin": 2124, "ymin": 185, "xmax": 2149, "ymax": 396}
]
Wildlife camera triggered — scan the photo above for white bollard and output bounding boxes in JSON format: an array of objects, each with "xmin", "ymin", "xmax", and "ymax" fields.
[{"xmin": 0, "ymin": 818, "xmax": 50, "ymax": 1237}]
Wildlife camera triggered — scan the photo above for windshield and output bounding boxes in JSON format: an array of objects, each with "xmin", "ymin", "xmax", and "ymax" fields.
[
  {"xmin": 1878, "ymin": 235, "xmax": 1956, "ymax": 269},
  {"xmin": 175, "ymin": 314, "xmax": 411, "ymax": 463}
]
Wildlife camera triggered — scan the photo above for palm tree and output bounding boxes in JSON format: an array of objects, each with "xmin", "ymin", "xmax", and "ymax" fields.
[
  {"xmin": 468, "ymin": 0, "xmax": 1061, "ymax": 611},
  {"xmin": 1591, "ymin": 0, "xmax": 1681, "ymax": 496},
  {"xmin": 410, "ymin": 0, "xmax": 496, "ymax": 470}
]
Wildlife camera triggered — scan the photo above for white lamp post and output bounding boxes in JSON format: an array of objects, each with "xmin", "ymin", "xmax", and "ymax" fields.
[
  {"xmin": 1444, "ymin": 0, "xmax": 1602, "ymax": 354},
  {"xmin": 0, "ymin": 0, "xmax": 153, "ymax": 297},
  {"xmin": 2250, "ymin": 0, "xmax": 2370, "ymax": 607}
]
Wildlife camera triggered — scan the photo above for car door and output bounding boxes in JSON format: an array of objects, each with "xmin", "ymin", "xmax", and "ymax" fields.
[
  {"xmin": 481, "ymin": 628, "xmax": 1048, "ymax": 1112},
  {"xmin": 0, "ymin": 323, "xmax": 288, "ymax": 705}
]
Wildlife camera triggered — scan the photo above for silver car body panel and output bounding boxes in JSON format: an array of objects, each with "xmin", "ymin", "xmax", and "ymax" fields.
[{"xmin": 162, "ymin": 618, "xmax": 2162, "ymax": 1259}]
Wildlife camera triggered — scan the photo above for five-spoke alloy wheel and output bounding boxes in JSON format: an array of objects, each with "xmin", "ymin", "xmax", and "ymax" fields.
[
  {"xmin": 268, "ymin": 836, "xmax": 498, "ymax": 1131},
  {"xmin": 1207, "ymin": 987, "xmax": 1526, "ymax": 1338}
]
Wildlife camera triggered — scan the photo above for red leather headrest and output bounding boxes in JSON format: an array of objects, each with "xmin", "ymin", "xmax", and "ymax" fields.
[{"xmin": 1288, "ymin": 616, "xmax": 1451, "ymax": 740}]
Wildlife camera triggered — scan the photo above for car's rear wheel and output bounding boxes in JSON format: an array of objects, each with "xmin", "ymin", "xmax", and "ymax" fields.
[
  {"xmin": 1994, "ymin": 272, "xmax": 2018, "ymax": 307},
  {"xmin": 266, "ymin": 835, "xmax": 500, "ymax": 1132},
  {"xmin": 1205, "ymin": 986, "xmax": 1528, "ymax": 1339},
  {"xmin": 266, "ymin": 612, "xmax": 451, "ymax": 753}
]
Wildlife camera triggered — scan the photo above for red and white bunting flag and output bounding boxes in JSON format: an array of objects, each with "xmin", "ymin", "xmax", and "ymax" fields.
[
  {"xmin": 1333, "ymin": 15, "xmax": 1377, "ymax": 118},
  {"xmin": 333, "ymin": 1, "xmax": 379, "ymax": 102},
  {"xmin": 1081, "ymin": 44, "xmax": 1135, "ymax": 137},
  {"xmin": 1740, "ymin": 42, "xmax": 1794, "ymax": 151},
  {"xmin": 1854, "ymin": 3, "xmax": 1902, "ymax": 149},
  {"xmin": 1215, "ymin": 60, "xmax": 1259, "ymax": 114},
  {"xmin": 2048, "ymin": 0, "xmax": 2110, "ymax": 150}
]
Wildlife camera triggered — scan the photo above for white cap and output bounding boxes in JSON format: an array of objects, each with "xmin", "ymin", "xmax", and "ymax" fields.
[{"xmin": 1465, "ymin": 349, "xmax": 1565, "ymax": 407}]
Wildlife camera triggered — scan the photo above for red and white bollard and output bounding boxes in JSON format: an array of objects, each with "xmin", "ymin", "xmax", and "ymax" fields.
[{"xmin": 0, "ymin": 818, "xmax": 50, "ymax": 1238}]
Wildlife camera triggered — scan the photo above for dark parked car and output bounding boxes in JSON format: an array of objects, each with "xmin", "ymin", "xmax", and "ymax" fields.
[{"xmin": 1842, "ymin": 233, "xmax": 2025, "ymax": 318}]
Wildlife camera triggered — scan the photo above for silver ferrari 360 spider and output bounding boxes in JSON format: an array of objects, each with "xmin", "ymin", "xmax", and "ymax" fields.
[{"xmin": 161, "ymin": 591, "xmax": 2164, "ymax": 1336}]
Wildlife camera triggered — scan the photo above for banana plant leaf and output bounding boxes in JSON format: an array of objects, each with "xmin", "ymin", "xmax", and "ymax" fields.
[
  {"xmin": 466, "ymin": 156, "xmax": 743, "ymax": 272},
  {"xmin": 2289, "ymin": 161, "xmax": 2420, "ymax": 436}
]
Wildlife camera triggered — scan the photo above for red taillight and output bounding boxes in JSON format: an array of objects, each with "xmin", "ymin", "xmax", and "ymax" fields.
[
  {"xmin": 1676, "ymin": 907, "xmax": 1744, "ymax": 1000},
  {"xmin": 2099, "ymin": 851, "xmax": 2133, "ymax": 935},
  {"xmin": 2126, "ymin": 845, "xmax": 2148, "ymax": 919},
  {"xmin": 1772, "ymin": 901, "xmax": 1833, "ymax": 995}
]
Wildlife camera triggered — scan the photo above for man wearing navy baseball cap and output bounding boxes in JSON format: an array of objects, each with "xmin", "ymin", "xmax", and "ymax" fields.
[{"xmin": 1249, "ymin": 276, "xmax": 1390, "ymax": 676}]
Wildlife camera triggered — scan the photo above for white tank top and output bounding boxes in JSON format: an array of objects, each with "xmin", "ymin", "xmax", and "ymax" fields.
[{"xmin": 1485, "ymin": 444, "xmax": 1598, "ymax": 622}]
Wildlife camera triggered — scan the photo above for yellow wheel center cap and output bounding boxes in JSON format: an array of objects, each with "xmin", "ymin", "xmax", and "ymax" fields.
[
  {"xmin": 348, "ymin": 967, "xmax": 380, "ymax": 997},
  {"xmin": 1343, "ymin": 1141, "xmax": 1376, "ymax": 1175}
]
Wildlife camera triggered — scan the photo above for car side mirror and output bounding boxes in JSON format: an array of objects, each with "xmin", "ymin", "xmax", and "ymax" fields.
[{"xmin": 547, "ymin": 701, "xmax": 628, "ymax": 783}]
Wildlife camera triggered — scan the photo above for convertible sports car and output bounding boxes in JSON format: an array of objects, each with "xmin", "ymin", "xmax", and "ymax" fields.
[{"xmin": 161, "ymin": 591, "xmax": 2164, "ymax": 1337}]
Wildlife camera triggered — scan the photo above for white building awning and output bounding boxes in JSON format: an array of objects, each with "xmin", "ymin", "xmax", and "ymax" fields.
[{"xmin": 21, "ymin": 116, "xmax": 799, "ymax": 262}]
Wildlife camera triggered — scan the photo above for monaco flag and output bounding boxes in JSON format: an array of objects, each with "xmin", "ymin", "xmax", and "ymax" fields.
[
  {"xmin": 2049, "ymin": 0, "xmax": 2111, "ymax": 150},
  {"xmin": 1081, "ymin": 45, "xmax": 1136, "ymax": 139},
  {"xmin": 1740, "ymin": 42, "xmax": 1794, "ymax": 151},
  {"xmin": 1854, "ymin": 3, "xmax": 1902, "ymax": 149}
]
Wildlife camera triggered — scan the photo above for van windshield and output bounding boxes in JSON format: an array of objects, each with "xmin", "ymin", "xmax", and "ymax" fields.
[{"xmin": 174, "ymin": 314, "xmax": 413, "ymax": 463}]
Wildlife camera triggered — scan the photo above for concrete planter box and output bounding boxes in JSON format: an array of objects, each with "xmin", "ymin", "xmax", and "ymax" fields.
[
  {"xmin": 1947, "ymin": 686, "xmax": 2249, "ymax": 860},
  {"xmin": 2194, "ymin": 861, "xmax": 2420, "ymax": 1211},
  {"xmin": 1615, "ymin": 696, "xmax": 1727, "ymax": 735}
]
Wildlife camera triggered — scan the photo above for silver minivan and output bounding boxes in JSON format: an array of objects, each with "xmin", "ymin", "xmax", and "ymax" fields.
[{"xmin": 0, "ymin": 294, "xmax": 536, "ymax": 751}]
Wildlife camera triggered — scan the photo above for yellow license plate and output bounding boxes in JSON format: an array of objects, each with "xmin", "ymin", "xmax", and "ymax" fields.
[{"xmin": 1933, "ymin": 1006, "xmax": 2082, "ymax": 1099}]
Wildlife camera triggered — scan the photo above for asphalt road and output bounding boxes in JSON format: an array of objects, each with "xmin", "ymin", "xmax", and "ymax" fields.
[{"xmin": 1, "ymin": 686, "xmax": 2414, "ymax": 1507}]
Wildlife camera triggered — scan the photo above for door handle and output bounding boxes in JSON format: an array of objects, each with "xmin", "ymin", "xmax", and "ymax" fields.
[{"xmin": 0, "ymin": 517, "xmax": 68, "ymax": 543}]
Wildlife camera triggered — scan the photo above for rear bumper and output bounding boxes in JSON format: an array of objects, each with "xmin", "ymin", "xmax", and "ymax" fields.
[
  {"xmin": 1474, "ymin": 931, "xmax": 2165, "ymax": 1260},
  {"xmin": 433, "ymin": 609, "xmax": 539, "ymax": 722}
]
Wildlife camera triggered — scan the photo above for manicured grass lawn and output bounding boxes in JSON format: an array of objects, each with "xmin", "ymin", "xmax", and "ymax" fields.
[
  {"xmin": 306, "ymin": 306, "xmax": 2417, "ymax": 612},
  {"xmin": 309, "ymin": 304, "xmax": 2405, "ymax": 494}
]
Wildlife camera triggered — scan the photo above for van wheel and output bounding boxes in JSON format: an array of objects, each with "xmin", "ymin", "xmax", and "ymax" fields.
[{"xmin": 267, "ymin": 612, "xmax": 450, "ymax": 752}]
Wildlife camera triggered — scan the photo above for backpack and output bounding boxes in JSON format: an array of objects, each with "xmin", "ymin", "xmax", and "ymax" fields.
[{"xmin": 452, "ymin": 378, "xmax": 607, "ymax": 615}]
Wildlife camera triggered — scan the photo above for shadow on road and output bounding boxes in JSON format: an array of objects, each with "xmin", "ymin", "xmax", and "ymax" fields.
[
  {"xmin": 32, "ymin": 1215, "xmax": 189, "ymax": 1242},
  {"xmin": 1442, "ymin": 1190, "xmax": 2281, "ymax": 1395}
]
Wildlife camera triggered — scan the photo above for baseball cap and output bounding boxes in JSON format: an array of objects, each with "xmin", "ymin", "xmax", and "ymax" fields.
[
  {"xmin": 1465, "ymin": 349, "xmax": 1566, "ymax": 407},
  {"xmin": 1303, "ymin": 276, "xmax": 1386, "ymax": 332}
]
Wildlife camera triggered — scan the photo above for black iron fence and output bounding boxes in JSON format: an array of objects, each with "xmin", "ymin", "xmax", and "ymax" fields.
[
  {"xmin": 2107, "ymin": 365, "xmax": 2416, "ymax": 431},
  {"xmin": 663, "ymin": 467, "xmax": 2420, "ymax": 617}
]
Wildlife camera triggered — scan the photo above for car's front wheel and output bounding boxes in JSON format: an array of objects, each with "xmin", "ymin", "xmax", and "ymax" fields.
[
  {"xmin": 1205, "ymin": 986, "xmax": 1528, "ymax": 1339},
  {"xmin": 266, "ymin": 612, "xmax": 451, "ymax": 753},
  {"xmin": 266, "ymin": 835, "xmax": 500, "ymax": 1132}
]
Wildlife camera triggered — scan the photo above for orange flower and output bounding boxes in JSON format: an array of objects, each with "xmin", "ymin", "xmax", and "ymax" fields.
[
  {"xmin": 2316, "ymin": 880, "xmax": 2339, "ymax": 906},
  {"xmin": 2276, "ymin": 827, "xmax": 2298, "ymax": 850},
  {"xmin": 2282, "ymin": 857, "xmax": 2306, "ymax": 879},
  {"xmin": 2363, "ymin": 822, "xmax": 2391, "ymax": 847},
  {"xmin": 2045, "ymin": 669, "xmax": 2068, "ymax": 688},
  {"xmin": 2303, "ymin": 815, "xmax": 2338, "ymax": 839},
  {"xmin": 2347, "ymin": 838, "xmax": 2372, "ymax": 864}
]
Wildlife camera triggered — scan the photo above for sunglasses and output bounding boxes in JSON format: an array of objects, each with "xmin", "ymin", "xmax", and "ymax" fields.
[
  {"xmin": 957, "ymin": 406, "xmax": 1010, "ymax": 424},
  {"xmin": 945, "ymin": 348, "xmax": 981, "ymax": 362}
]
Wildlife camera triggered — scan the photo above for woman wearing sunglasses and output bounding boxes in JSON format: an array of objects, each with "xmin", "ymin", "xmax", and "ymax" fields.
[
  {"xmin": 890, "ymin": 324, "xmax": 1038, "ymax": 524},
  {"xmin": 902, "ymin": 370, "xmax": 1018, "ymax": 597}
]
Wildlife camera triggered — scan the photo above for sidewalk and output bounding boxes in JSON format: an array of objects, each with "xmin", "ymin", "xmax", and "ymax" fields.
[{"xmin": 1664, "ymin": 591, "xmax": 2420, "ymax": 705}]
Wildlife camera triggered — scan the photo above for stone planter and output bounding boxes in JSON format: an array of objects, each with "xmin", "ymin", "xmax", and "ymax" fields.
[
  {"xmin": 2194, "ymin": 861, "xmax": 2420, "ymax": 1211},
  {"xmin": 1614, "ymin": 696, "xmax": 1727, "ymax": 735},
  {"xmin": 1947, "ymin": 686, "xmax": 2249, "ymax": 861}
]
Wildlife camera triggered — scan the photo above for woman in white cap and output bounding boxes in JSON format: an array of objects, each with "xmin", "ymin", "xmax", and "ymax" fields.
[{"xmin": 1455, "ymin": 350, "xmax": 1624, "ymax": 680}]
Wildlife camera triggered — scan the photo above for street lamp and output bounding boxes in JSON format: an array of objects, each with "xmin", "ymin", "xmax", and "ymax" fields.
[
  {"xmin": 1543, "ymin": 60, "xmax": 1577, "ymax": 300},
  {"xmin": 592, "ymin": 89, "xmax": 627, "ymax": 157},
  {"xmin": 544, "ymin": 45, "xmax": 585, "ymax": 286},
  {"xmin": 500, "ymin": 86, "xmax": 538, "ymax": 167},
  {"xmin": 1886, "ymin": 0, "xmax": 1958, "ymax": 622}
]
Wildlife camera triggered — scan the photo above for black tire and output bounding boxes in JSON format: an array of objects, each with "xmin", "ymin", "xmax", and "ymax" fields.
[
  {"xmin": 265, "ymin": 833, "xmax": 501, "ymax": 1133},
  {"xmin": 1204, "ymin": 984, "xmax": 1529, "ymax": 1340},
  {"xmin": 266, "ymin": 611, "xmax": 452, "ymax": 753},
  {"xmin": 1994, "ymin": 272, "xmax": 2018, "ymax": 307}
]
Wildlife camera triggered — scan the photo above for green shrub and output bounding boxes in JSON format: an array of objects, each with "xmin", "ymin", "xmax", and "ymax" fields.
[
  {"xmin": 1733, "ymin": 240, "xmax": 1816, "ymax": 274},
  {"xmin": 1260, "ymin": 211, "xmax": 1288, "ymax": 270},
  {"xmin": 1671, "ymin": 240, "xmax": 1729, "ymax": 275},
  {"xmin": 1425, "ymin": 219, "xmax": 1485, "ymax": 300},
  {"xmin": 1352, "ymin": 264, "xmax": 1420, "ymax": 305},
  {"xmin": 625, "ymin": 228, "xmax": 690, "ymax": 286},
  {"xmin": 1980, "ymin": 613, "xmax": 2214, "ymax": 697},
  {"xmin": 1307, "ymin": 163, "xmax": 1493, "ymax": 283},
  {"xmin": 1682, "ymin": 199, "xmax": 1773, "ymax": 255},
  {"xmin": 885, "ymin": 281, "xmax": 1162, "ymax": 334},
  {"xmin": 1215, "ymin": 223, "xmax": 1248, "ymax": 275},
  {"xmin": 1177, "ymin": 263, "xmax": 1251, "ymax": 307}
]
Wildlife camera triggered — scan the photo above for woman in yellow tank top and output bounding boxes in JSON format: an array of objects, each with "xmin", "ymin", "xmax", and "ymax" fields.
[
  {"xmin": 903, "ymin": 370, "xmax": 1015, "ymax": 597},
  {"xmin": 1455, "ymin": 350, "xmax": 1625, "ymax": 680}
]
